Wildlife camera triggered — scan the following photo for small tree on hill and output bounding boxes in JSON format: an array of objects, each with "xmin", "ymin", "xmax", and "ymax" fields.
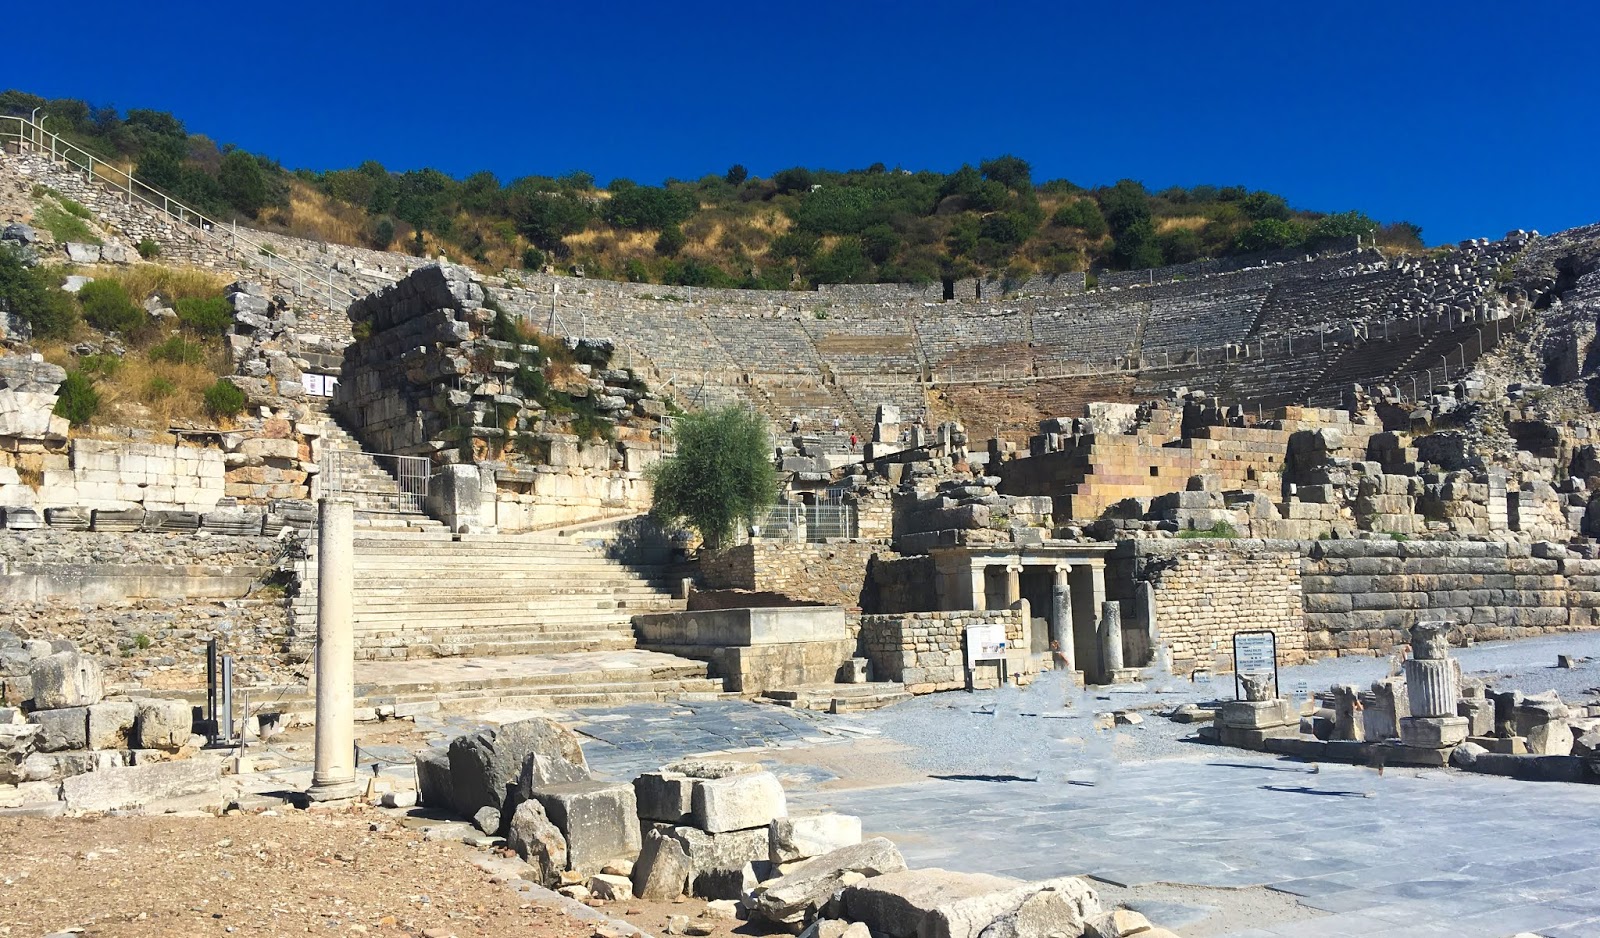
[{"xmin": 647, "ymin": 405, "xmax": 777, "ymax": 551}]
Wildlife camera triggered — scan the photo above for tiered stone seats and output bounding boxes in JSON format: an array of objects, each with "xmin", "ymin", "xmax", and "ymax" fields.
[
  {"xmin": 913, "ymin": 307, "xmax": 1030, "ymax": 371},
  {"xmin": 1220, "ymin": 344, "xmax": 1346, "ymax": 409},
  {"xmin": 1031, "ymin": 297, "xmax": 1142, "ymax": 363},
  {"xmin": 805, "ymin": 314, "xmax": 922, "ymax": 377},
  {"xmin": 1140, "ymin": 285, "xmax": 1269, "ymax": 361},
  {"xmin": 1253, "ymin": 267, "xmax": 1408, "ymax": 336},
  {"xmin": 706, "ymin": 315, "xmax": 825, "ymax": 374}
]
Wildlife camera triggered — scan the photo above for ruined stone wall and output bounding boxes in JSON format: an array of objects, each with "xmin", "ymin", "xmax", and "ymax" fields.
[
  {"xmin": 1300, "ymin": 539, "xmax": 1599, "ymax": 652},
  {"xmin": 0, "ymin": 529, "xmax": 292, "ymax": 694},
  {"xmin": 865, "ymin": 554, "xmax": 938, "ymax": 614},
  {"xmin": 695, "ymin": 541, "xmax": 885, "ymax": 608},
  {"xmin": 858, "ymin": 608, "xmax": 1025, "ymax": 693},
  {"xmin": 1114, "ymin": 539, "xmax": 1306, "ymax": 670},
  {"xmin": 1092, "ymin": 239, "xmax": 1364, "ymax": 290}
]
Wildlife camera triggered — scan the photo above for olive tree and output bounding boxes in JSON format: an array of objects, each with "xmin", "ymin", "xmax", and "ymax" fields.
[{"xmin": 647, "ymin": 405, "xmax": 777, "ymax": 551}]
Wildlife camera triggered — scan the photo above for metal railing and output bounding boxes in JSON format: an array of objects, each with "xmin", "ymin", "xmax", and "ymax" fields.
[
  {"xmin": 0, "ymin": 115, "xmax": 356, "ymax": 311},
  {"xmin": 754, "ymin": 498, "xmax": 857, "ymax": 542},
  {"xmin": 322, "ymin": 450, "xmax": 431, "ymax": 514}
]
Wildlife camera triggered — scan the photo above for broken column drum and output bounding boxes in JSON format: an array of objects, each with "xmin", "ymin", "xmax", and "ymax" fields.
[
  {"xmin": 1403, "ymin": 622, "xmax": 1458, "ymax": 718},
  {"xmin": 1098, "ymin": 600, "xmax": 1123, "ymax": 676}
]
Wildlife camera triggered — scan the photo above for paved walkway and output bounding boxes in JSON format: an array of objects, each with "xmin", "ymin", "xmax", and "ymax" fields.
[{"xmin": 796, "ymin": 756, "xmax": 1600, "ymax": 937}]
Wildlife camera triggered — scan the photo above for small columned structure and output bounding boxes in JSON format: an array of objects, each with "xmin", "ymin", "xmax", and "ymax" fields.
[
  {"xmin": 929, "ymin": 543, "xmax": 1114, "ymax": 683},
  {"xmin": 307, "ymin": 497, "xmax": 360, "ymax": 802}
]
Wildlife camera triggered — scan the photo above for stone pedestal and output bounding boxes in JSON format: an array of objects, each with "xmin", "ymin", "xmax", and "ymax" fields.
[
  {"xmin": 1403, "ymin": 658, "xmax": 1459, "ymax": 718},
  {"xmin": 1457, "ymin": 698, "xmax": 1495, "ymax": 737},
  {"xmin": 1399, "ymin": 715, "xmax": 1469, "ymax": 749},
  {"xmin": 1332, "ymin": 684, "xmax": 1365, "ymax": 742},
  {"xmin": 1217, "ymin": 699, "xmax": 1297, "ymax": 750},
  {"xmin": 307, "ymin": 499, "xmax": 360, "ymax": 802}
]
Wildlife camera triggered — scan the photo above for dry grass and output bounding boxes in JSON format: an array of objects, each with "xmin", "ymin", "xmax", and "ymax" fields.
[
  {"xmin": 1157, "ymin": 215, "xmax": 1209, "ymax": 233},
  {"xmin": 90, "ymin": 264, "xmax": 230, "ymax": 304},
  {"xmin": 99, "ymin": 348, "xmax": 224, "ymax": 428},
  {"xmin": 258, "ymin": 180, "xmax": 366, "ymax": 245}
]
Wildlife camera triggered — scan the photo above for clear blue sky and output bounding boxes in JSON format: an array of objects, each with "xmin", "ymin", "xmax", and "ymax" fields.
[{"xmin": 6, "ymin": 0, "xmax": 1596, "ymax": 245}]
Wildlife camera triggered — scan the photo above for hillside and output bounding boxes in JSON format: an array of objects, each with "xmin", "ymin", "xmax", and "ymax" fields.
[{"xmin": 1, "ymin": 90, "xmax": 1426, "ymax": 290}]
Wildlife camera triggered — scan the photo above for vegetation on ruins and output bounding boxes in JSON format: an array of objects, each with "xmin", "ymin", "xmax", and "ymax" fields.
[
  {"xmin": 3, "ymin": 89, "xmax": 1429, "ymax": 288},
  {"xmin": 647, "ymin": 405, "xmax": 778, "ymax": 551},
  {"xmin": 0, "ymin": 248, "xmax": 79, "ymax": 338}
]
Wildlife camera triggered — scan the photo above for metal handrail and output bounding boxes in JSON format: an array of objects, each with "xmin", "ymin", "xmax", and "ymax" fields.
[{"xmin": 0, "ymin": 115, "xmax": 356, "ymax": 310}]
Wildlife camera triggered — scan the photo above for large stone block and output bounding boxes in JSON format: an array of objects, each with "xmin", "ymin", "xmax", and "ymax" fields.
[
  {"xmin": 529, "ymin": 780, "xmax": 640, "ymax": 875},
  {"xmin": 414, "ymin": 747, "xmax": 452, "ymax": 810},
  {"xmin": 505, "ymin": 799, "xmax": 568, "ymax": 887},
  {"xmin": 0, "ymin": 723, "xmax": 39, "ymax": 784},
  {"xmin": 632, "ymin": 827, "xmax": 694, "ymax": 900},
  {"xmin": 842, "ymin": 870, "xmax": 1102, "ymax": 938},
  {"xmin": 1398, "ymin": 715, "xmax": 1469, "ymax": 749},
  {"xmin": 1219, "ymin": 699, "xmax": 1294, "ymax": 729},
  {"xmin": 447, "ymin": 716, "xmax": 590, "ymax": 818},
  {"xmin": 30, "ymin": 706, "xmax": 88, "ymax": 752},
  {"xmin": 669, "ymin": 825, "xmax": 769, "ymax": 899},
  {"xmin": 690, "ymin": 769, "xmax": 787, "ymax": 833},
  {"xmin": 29, "ymin": 652, "xmax": 103, "ymax": 709},
  {"xmin": 747, "ymin": 837, "xmax": 907, "ymax": 927},
  {"xmin": 770, "ymin": 814, "xmax": 863, "ymax": 864},
  {"xmin": 634, "ymin": 770, "xmax": 694, "ymax": 824},
  {"xmin": 61, "ymin": 756, "xmax": 222, "ymax": 811},
  {"xmin": 135, "ymin": 698, "xmax": 194, "ymax": 751}
]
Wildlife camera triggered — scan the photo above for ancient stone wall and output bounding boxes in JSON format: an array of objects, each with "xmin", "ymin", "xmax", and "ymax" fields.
[
  {"xmin": 857, "ymin": 608, "xmax": 1025, "ymax": 693},
  {"xmin": 1113, "ymin": 539, "xmax": 1306, "ymax": 670},
  {"xmin": 695, "ymin": 541, "xmax": 885, "ymax": 609},
  {"xmin": 865, "ymin": 554, "xmax": 938, "ymax": 614}
]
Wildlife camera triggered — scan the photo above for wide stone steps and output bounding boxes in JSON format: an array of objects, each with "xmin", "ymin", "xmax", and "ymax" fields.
[{"xmin": 358, "ymin": 635, "xmax": 638, "ymax": 660}]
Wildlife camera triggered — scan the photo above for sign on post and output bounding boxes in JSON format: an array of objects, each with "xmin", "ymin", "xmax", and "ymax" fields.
[
  {"xmin": 1232, "ymin": 630, "xmax": 1279, "ymax": 701},
  {"xmin": 965, "ymin": 623, "xmax": 1009, "ymax": 687}
]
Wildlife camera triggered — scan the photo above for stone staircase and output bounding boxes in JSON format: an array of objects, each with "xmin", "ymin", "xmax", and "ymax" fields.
[
  {"xmin": 281, "ymin": 527, "xmax": 724, "ymax": 712},
  {"xmin": 313, "ymin": 409, "xmax": 445, "ymax": 530}
]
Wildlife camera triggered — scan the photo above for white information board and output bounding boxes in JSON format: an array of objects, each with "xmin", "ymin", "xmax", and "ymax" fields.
[
  {"xmin": 965, "ymin": 623, "xmax": 1008, "ymax": 668},
  {"xmin": 1232, "ymin": 630, "xmax": 1279, "ymax": 699}
]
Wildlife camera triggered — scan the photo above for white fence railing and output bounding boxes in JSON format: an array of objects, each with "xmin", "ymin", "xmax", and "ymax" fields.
[
  {"xmin": 0, "ymin": 115, "xmax": 356, "ymax": 310},
  {"xmin": 322, "ymin": 451, "xmax": 430, "ymax": 514},
  {"xmin": 754, "ymin": 499, "xmax": 856, "ymax": 542}
]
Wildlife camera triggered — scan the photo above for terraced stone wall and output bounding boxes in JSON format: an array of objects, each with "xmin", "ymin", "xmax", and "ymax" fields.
[
  {"xmin": 857, "ymin": 608, "xmax": 1027, "ymax": 693},
  {"xmin": 695, "ymin": 541, "xmax": 887, "ymax": 609}
]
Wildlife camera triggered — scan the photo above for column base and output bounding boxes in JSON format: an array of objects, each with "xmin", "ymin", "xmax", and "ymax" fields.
[{"xmin": 306, "ymin": 778, "xmax": 363, "ymax": 802}]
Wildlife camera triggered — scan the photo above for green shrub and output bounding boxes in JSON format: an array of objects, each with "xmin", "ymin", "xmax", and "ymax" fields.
[
  {"xmin": 144, "ymin": 376, "xmax": 177, "ymax": 400},
  {"xmin": 33, "ymin": 204, "xmax": 100, "ymax": 245},
  {"xmin": 77, "ymin": 280, "xmax": 143, "ymax": 334},
  {"xmin": 522, "ymin": 246, "xmax": 546, "ymax": 270},
  {"xmin": 1176, "ymin": 520, "xmax": 1239, "ymax": 539},
  {"xmin": 173, "ymin": 296, "xmax": 233, "ymax": 335},
  {"xmin": 203, "ymin": 379, "xmax": 247, "ymax": 418},
  {"xmin": 53, "ymin": 370, "xmax": 100, "ymax": 424},
  {"xmin": 148, "ymin": 335, "xmax": 205, "ymax": 364},
  {"xmin": 57, "ymin": 197, "xmax": 92, "ymax": 220},
  {"xmin": 136, "ymin": 238, "xmax": 161, "ymax": 259},
  {"xmin": 647, "ymin": 404, "xmax": 777, "ymax": 550},
  {"xmin": 78, "ymin": 352, "xmax": 122, "ymax": 377},
  {"xmin": 655, "ymin": 225, "xmax": 686, "ymax": 256},
  {"xmin": 0, "ymin": 251, "xmax": 79, "ymax": 338}
]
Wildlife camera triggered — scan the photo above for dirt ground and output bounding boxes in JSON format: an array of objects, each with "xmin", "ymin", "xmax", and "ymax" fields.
[{"xmin": 0, "ymin": 807, "xmax": 739, "ymax": 938}]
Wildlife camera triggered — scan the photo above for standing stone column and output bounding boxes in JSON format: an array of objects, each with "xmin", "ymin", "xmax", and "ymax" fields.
[
  {"xmin": 1403, "ymin": 658, "xmax": 1460, "ymax": 717},
  {"xmin": 1004, "ymin": 565, "xmax": 1023, "ymax": 607},
  {"xmin": 969, "ymin": 565, "xmax": 988, "ymax": 611},
  {"xmin": 307, "ymin": 498, "xmax": 360, "ymax": 801},
  {"xmin": 1098, "ymin": 600, "xmax": 1124, "ymax": 681},
  {"xmin": 1051, "ymin": 566, "xmax": 1074, "ymax": 674}
]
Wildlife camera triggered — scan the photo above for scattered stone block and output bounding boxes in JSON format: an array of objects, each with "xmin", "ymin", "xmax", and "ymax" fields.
[
  {"xmin": 381, "ymin": 790, "xmax": 418, "ymax": 809},
  {"xmin": 633, "ymin": 828, "xmax": 694, "ymax": 900},
  {"xmin": 474, "ymin": 806, "xmax": 502, "ymax": 836},
  {"xmin": 30, "ymin": 706, "xmax": 88, "ymax": 752},
  {"xmin": 505, "ymin": 799, "xmax": 568, "ymax": 887},
  {"xmin": 61, "ymin": 756, "xmax": 221, "ymax": 811},
  {"xmin": 0, "ymin": 723, "xmax": 39, "ymax": 784},
  {"xmin": 747, "ymin": 837, "xmax": 907, "ymax": 927},
  {"xmin": 528, "ymin": 780, "xmax": 640, "ymax": 875},
  {"xmin": 589, "ymin": 873, "xmax": 634, "ymax": 901},
  {"xmin": 770, "ymin": 814, "xmax": 863, "ymax": 864},
  {"xmin": 414, "ymin": 748, "xmax": 452, "ymax": 809},
  {"xmin": 1457, "ymin": 698, "xmax": 1495, "ymax": 738},
  {"xmin": 841, "ymin": 870, "xmax": 1102, "ymax": 938},
  {"xmin": 86, "ymin": 702, "xmax": 138, "ymax": 750},
  {"xmin": 134, "ymin": 699, "xmax": 194, "ymax": 752},
  {"xmin": 634, "ymin": 770, "xmax": 694, "ymax": 824},
  {"xmin": 29, "ymin": 652, "xmax": 102, "ymax": 709},
  {"xmin": 691, "ymin": 770, "xmax": 786, "ymax": 833},
  {"xmin": 448, "ymin": 716, "xmax": 590, "ymax": 818}
]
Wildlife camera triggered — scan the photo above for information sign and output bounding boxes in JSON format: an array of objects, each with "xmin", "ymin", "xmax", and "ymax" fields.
[{"xmin": 1231, "ymin": 630, "xmax": 1280, "ymax": 700}]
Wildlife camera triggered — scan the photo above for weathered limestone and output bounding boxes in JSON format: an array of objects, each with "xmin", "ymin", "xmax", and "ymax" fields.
[
  {"xmin": 747, "ymin": 837, "xmax": 908, "ymax": 927},
  {"xmin": 60, "ymin": 756, "xmax": 222, "ymax": 811},
  {"xmin": 1403, "ymin": 658, "xmax": 1459, "ymax": 718},
  {"xmin": 446, "ymin": 716, "xmax": 590, "ymax": 819},
  {"xmin": 634, "ymin": 770, "xmax": 695, "ymax": 824},
  {"xmin": 1097, "ymin": 601, "xmax": 1123, "ymax": 678},
  {"xmin": 691, "ymin": 770, "xmax": 787, "ymax": 833},
  {"xmin": 505, "ymin": 799, "xmax": 568, "ymax": 887},
  {"xmin": 527, "ymin": 780, "xmax": 641, "ymax": 875},
  {"xmin": 30, "ymin": 706, "xmax": 88, "ymax": 752},
  {"xmin": 770, "ymin": 814, "xmax": 863, "ymax": 864},
  {"xmin": 841, "ymin": 871, "xmax": 1102, "ymax": 938},
  {"xmin": 133, "ymin": 698, "xmax": 193, "ymax": 752},
  {"xmin": 1332, "ymin": 684, "xmax": 1365, "ymax": 741},
  {"xmin": 29, "ymin": 651, "xmax": 103, "ymax": 709},
  {"xmin": 308, "ymin": 498, "xmax": 358, "ymax": 802},
  {"xmin": 633, "ymin": 827, "xmax": 695, "ymax": 900},
  {"xmin": 85, "ymin": 701, "xmax": 137, "ymax": 750}
]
